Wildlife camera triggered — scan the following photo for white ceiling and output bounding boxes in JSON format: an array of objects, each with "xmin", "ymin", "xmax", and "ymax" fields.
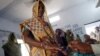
[
  {"xmin": 0, "ymin": 0, "xmax": 13, "ymax": 10},
  {"xmin": 0, "ymin": 0, "xmax": 88, "ymax": 22}
]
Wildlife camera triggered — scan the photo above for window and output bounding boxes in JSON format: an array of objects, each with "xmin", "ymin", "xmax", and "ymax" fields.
[{"xmin": 49, "ymin": 15, "xmax": 60, "ymax": 23}]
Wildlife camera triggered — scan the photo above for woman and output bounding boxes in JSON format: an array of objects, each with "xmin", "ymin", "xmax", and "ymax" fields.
[
  {"xmin": 55, "ymin": 29, "xmax": 68, "ymax": 56},
  {"xmin": 20, "ymin": 0, "xmax": 66, "ymax": 56},
  {"xmin": 84, "ymin": 34, "xmax": 97, "ymax": 44},
  {"xmin": 66, "ymin": 30, "xmax": 74, "ymax": 43},
  {"xmin": 69, "ymin": 40, "xmax": 95, "ymax": 56},
  {"xmin": 2, "ymin": 33, "xmax": 21, "ymax": 56}
]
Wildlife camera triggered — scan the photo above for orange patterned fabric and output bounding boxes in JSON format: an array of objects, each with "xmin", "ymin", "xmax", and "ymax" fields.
[{"xmin": 20, "ymin": 0, "xmax": 56, "ymax": 56}]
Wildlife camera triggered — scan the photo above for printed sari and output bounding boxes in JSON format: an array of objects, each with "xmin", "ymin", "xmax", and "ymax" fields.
[{"xmin": 20, "ymin": 0, "xmax": 57, "ymax": 56}]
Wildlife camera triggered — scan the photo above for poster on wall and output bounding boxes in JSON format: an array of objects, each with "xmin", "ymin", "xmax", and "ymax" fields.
[
  {"xmin": 64, "ymin": 24, "xmax": 84, "ymax": 36},
  {"xmin": 53, "ymin": 23, "xmax": 84, "ymax": 37}
]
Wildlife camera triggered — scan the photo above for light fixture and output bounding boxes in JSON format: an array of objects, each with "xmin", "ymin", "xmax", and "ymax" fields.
[{"xmin": 49, "ymin": 15, "xmax": 60, "ymax": 23}]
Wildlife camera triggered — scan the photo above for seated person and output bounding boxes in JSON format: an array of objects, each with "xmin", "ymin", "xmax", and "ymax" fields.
[
  {"xmin": 66, "ymin": 30, "xmax": 74, "ymax": 43},
  {"xmin": 68, "ymin": 40, "xmax": 95, "ymax": 56},
  {"xmin": 55, "ymin": 29, "xmax": 68, "ymax": 56},
  {"xmin": 84, "ymin": 34, "xmax": 97, "ymax": 44}
]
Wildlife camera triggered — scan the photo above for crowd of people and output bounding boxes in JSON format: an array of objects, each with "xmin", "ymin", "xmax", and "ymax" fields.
[
  {"xmin": 19, "ymin": 0, "xmax": 99, "ymax": 56},
  {"xmin": 2, "ymin": 0, "xmax": 99, "ymax": 56},
  {"xmin": 55, "ymin": 28, "xmax": 99, "ymax": 56},
  {"xmin": 2, "ymin": 28, "xmax": 98, "ymax": 56}
]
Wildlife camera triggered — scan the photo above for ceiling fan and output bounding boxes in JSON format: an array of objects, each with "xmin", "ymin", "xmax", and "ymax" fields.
[
  {"xmin": 24, "ymin": 0, "xmax": 52, "ymax": 7},
  {"xmin": 96, "ymin": 0, "xmax": 100, "ymax": 8}
]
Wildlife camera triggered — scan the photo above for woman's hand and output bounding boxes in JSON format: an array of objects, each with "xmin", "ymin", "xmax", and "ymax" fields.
[
  {"xmin": 43, "ymin": 44, "xmax": 61, "ymax": 51},
  {"xmin": 43, "ymin": 45, "xmax": 67, "ymax": 56}
]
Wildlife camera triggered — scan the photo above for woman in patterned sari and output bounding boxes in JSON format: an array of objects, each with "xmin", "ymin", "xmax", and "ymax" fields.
[{"xmin": 20, "ymin": 0, "xmax": 67, "ymax": 56}]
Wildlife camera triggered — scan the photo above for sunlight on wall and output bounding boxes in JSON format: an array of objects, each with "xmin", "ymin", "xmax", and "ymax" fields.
[
  {"xmin": 85, "ymin": 26, "xmax": 95, "ymax": 35},
  {"xmin": 85, "ymin": 21, "xmax": 100, "ymax": 40},
  {"xmin": 17, "ymin": 39, "xmax": 30, "ymax": 56},
  {"xmin": 49, "ymin": 15, "xmax": 60, "ymax": 23},
  {"xmin": 85, "ymin": 21, "xmax": 100, "ymax": 35}
]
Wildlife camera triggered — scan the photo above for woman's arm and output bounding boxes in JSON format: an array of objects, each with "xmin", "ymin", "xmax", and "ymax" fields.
[
  {"xmin": 22, "ymin": 30, "xmax": 44, "ymax": 48},
  {"xmin": 69, "ymin": 41, "xmax": 94, "ymax": 54},
  {"xmin": 22, "ymin": 30, "xmax": 61, "ymax": 51}
]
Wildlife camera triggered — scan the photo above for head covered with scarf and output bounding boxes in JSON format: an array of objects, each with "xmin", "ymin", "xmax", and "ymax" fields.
[{"xmin": 32, "ymin": 0, "xmax": 49, "ymax": 22}]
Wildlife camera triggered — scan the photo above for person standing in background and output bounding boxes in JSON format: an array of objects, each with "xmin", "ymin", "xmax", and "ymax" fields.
[
  {"xmin": 94, "ymin": 27, "xmax": 100, "ymax": 42},
  {"xmin": 2, "ymin": 33, "xmax": 21, "ymax": 56}
]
